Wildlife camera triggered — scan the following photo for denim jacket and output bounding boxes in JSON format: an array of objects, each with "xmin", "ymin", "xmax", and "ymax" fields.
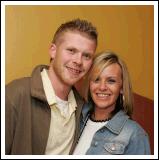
[{"xmin": 79, "ymin": 102, "xmax": 151, "ymax": 155}]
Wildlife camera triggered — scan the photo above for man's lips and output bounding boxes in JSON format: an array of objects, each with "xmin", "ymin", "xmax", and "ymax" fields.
[{"xmin": 66, "ymin": 66, "xmax": 82, "ymax": 75}]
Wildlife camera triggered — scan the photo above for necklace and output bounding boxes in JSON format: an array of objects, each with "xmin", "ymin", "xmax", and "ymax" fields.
[
  {"xmin": 90, "ymin": 116, "xmax": 109, "ymax": 122},
  {"xmin": 90, "ymin": 112, "xmax": 110, "ymax": 122}
]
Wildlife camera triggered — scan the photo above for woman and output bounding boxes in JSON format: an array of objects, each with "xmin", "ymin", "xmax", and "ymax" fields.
[{"xmin": 73, "ymin": 51, "xmax": 151, "ymax": 155}]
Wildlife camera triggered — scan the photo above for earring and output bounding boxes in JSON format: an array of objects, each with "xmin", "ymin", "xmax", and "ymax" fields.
[
  {"xmin": 120, "ymin": 94, "xmax": 125, "ymax": 106},
  {"xmin": 122, "ymin": 94, "xmax": 125, "ymax": 103}
]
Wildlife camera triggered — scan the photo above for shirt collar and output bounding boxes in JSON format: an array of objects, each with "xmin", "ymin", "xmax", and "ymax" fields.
[
  {"xmin": 41, "ymin": 68, "xmax": 77, "ymax": 109},
  {"xmin": 68, "ymin": 90, "xmax": 77, "ymax": 109},
  {"xmin": 41, "ymin": 68, "xmax": 56, "ymax": 105}
]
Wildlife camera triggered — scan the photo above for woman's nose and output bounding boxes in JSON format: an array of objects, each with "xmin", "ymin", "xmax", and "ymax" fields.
[{"xmin": 99, "ymin": 81, "xmax": 107, "ymax": 91}]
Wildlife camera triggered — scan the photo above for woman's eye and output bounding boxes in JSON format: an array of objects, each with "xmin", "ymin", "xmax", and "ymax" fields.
[
  {"xmin": 94, "ymin": 78, "xmax": 100, "ymax": 83},
  {"xmin": 107, "ymin": 79, "xmax": 116, "ymax": 84}
]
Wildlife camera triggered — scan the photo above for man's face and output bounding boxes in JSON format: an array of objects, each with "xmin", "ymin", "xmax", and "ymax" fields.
[{"xmin": 50, "ymin": 31, "xmax": 96, "ymax": 86}]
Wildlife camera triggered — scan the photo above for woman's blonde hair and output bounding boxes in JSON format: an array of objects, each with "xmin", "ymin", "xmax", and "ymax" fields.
[{"xmin": 84, "ymin": 51, "xmax": 134, "ymax": 117}]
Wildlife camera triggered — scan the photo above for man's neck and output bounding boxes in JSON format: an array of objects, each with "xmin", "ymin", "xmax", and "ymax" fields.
[{"xmin": 48, "ymin": 67, "xmax": 71, "ymax": 101}]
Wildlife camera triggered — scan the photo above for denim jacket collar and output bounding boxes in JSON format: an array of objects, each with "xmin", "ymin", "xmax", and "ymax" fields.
[{"xmin": 106, "ymin": 110, "xmax": 129, "ymax": 135}]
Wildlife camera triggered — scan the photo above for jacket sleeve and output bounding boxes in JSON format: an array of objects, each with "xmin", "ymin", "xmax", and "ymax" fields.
[
  {"xmin": 5, "ymin": 85, "xmax": 18, "ymax": 155},
  {"xmin": 125, "ymin": 128, "xmax": 151, "ymax": 155}
]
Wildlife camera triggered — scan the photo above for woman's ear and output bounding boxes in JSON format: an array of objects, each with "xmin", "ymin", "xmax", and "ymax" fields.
[{"xmin": 49, "ymin": 43, "xmax": 56, "ymax": 59}]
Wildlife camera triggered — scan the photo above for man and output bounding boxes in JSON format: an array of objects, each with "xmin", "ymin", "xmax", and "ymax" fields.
[{"xmin": 5, "ymin": 18, "xmax": 97, "ymax": 155}]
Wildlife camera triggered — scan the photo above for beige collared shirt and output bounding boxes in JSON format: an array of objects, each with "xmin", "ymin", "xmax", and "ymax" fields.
[{"xmin": 41, "ymin": 68, "xmax": 77, "ymax": 154}]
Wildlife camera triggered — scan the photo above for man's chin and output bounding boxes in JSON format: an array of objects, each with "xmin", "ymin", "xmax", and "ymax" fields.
[{"xmin": 65, "ymin": 78, "xmax": 82, "ymax": 86}]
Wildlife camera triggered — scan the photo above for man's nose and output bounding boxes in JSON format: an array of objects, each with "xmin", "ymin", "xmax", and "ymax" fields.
[{"xmin": 73, "ymin": 53, "xmax": 82, "ymax": 65}]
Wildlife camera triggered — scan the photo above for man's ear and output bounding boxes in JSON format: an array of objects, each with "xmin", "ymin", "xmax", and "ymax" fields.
[{"xmin": 49, "ymin": 43, "xmax": 56, "ymax": 59}]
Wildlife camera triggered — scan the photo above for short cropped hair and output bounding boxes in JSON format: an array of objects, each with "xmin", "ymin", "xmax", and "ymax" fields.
[{"xmin": 52, "ymin": 18, "xmax": 98, "ymax": 45}]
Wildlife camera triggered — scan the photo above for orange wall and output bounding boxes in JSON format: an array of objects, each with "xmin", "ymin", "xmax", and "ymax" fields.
[{"xmin": 5, "ymin": 5, "xmax": 154, "ymax": 100}]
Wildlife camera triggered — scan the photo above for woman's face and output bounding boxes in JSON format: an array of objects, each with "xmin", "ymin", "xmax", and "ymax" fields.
[{"xmin": 90, "ymin": 63, "xmax": 123, "ymax": 111}]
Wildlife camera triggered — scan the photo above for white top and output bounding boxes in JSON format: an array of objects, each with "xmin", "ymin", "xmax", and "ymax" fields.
[
  {"xmin": 55, "ymin": 95, "xmax": 69, "ymax": 118},
  {"xmin": 73, "ymin": 118, "xmax": 108, "ymax": 155}
]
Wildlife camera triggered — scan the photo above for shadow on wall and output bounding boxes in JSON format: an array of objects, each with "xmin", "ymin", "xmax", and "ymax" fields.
[{"xmin": 132, "ymin": 93, "xmax": 154, "ymax": 155}]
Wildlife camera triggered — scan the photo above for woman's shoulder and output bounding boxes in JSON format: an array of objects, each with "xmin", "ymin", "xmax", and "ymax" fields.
[{"xmin": 125, "ymin": 118, "xmax": 148, "ymax": 136}]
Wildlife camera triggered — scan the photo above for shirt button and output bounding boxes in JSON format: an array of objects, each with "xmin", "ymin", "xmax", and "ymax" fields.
[
  {"xmin": 111, "ymin": 145, "xmax": 115, "ymax": 151},
  {"xmin": 94, "ymin": 141, "xmax": 98, "ymax": 146}
]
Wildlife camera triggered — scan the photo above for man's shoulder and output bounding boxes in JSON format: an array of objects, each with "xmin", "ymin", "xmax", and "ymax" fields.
[
  {"xmin": 31, "ymin": 65, "xmax": 49, "ymax": 76},
  {"xmin": 6, "ymin": 65, "xmax": 48, "ymax": 89},
  {"xmin": 6, "ymin": 77, "xmax": 31, "ymax": 92}
]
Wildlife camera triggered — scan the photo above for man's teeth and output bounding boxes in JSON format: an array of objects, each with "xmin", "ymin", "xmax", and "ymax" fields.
[{"xmin": 68, "ymin": 67, "xmax": 81, "ymax": 74}]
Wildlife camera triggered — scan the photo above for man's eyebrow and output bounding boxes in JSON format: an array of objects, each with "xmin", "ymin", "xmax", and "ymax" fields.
[{"xmin": 66, "ymin": 47, "xmax": 78, "ymax": 51}]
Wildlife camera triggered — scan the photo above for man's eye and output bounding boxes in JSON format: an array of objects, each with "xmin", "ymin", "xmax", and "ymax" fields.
[
  {"xmin": 83, "ymin": 54, "xmax": 91, "ymax": 60},
  {"xmin": 67, "ymin": 49, "xmax": 75, "ymax": 53}
]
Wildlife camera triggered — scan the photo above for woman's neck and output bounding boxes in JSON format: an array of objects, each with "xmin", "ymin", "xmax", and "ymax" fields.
[{"xmin": 92, "ymin": 105, "xmax": 115, "ymax": 121}]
